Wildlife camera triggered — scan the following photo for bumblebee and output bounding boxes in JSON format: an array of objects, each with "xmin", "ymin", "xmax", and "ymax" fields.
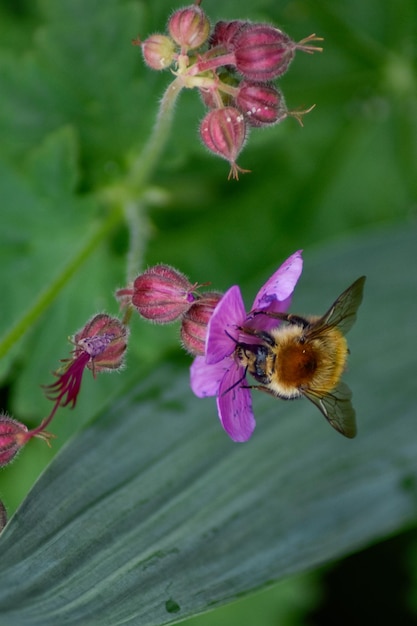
[{"xmin": 235, "ymin": 276, "xmax": 366, "ymax": 438}]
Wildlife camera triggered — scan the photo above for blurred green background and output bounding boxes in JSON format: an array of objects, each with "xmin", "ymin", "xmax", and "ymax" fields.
[{"xmin": 0, "ymin": 0, "xmax": 416, "ymax": 623}]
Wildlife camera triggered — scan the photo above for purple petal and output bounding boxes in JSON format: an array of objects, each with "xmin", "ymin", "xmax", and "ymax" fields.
[
  {"xmin": 249, "ymin": 250, "xmax": 303, "ymax": 331},
  {"xmin": 206, "ymin": 285, "xmax": 246, "ymax": 365},
  {"xmin": 252, "ymin": 250, "xmax": 303, "ymax": 311},
  {"xmin": 190, "ymin": 356, "xmax": 229, "ymax": 398},
  {"xmin": 217, "ymin": 360, "xmax": 255, "ymax": 442}
]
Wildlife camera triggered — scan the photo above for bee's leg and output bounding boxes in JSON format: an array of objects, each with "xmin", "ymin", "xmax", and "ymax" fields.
[{"xmin": 243, "ymin": 384, "xmax": 299, "ymax": 401}]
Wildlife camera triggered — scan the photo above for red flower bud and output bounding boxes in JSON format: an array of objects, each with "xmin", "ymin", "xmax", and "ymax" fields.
[
  {"xmin": 43, "ymin": 314, "xmax": 128, "ymax": 416},
  {"xmin": 74, "ymin": 314, "xmax": 128, "ymax": 373},
  {"xmin": 236, "ymin": 80, "xmax": 287, "ymax": 127},
  {"xmin": 181, "ymin": 291, "xmax": 223, "ymax": 355},
  {"xmin": 200, "ymin": 106, "xmax": 249, "ymax": 180},
  {"xmin": 233, "ymin": 25, "xmax": 322, "ymax": 81},
  {"xmin": 0, "ymin": 415, "xmax": 29, "ymax": 467},
  {"xmin": 168, "ymin": 3, "xmax": 210, "ymax": 51},
  {"xmin": 140, "ymin": 34, "xmax": 176, "ymax": 70},
  {"xmin": 118, "ymin": 264, "xmax": 199, "ymax": 324}
]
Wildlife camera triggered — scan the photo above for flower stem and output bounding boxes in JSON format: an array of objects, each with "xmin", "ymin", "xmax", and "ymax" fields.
[{"xmin": 127, "ymin": 76, "xmax": 183, "ymax": 189}]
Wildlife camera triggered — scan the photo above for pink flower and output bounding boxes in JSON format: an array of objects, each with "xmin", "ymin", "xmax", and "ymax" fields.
[
  {"xmin": 44, "ymin": 314, "xmax": 128, "ymax": 411},
  {"xmin": 190, "ymin": 251, "xmax": 303, "ymax": 441}
]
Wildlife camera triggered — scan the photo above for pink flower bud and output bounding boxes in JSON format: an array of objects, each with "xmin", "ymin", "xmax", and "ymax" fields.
[
  {"xmin": 181, "ymin": 291, "xmax": 223, "ymax": 355},
  {"xmin": 0, "ymin": 415, "xmax": 29, "ymax": 467},
  {"xmin": 236, "ymin": 80, "xmax": 287, "ymax": 127},
  {"xmin": 168, "ymin": 3, "xmax": 210, "ymax": 51},
  {"xmin": 0, "ymin": 499, "xmax": 7, "ymax": 532},
  {"xmin": 200, "ymin": 106, "xmax": 249, "ymax": 180},
  {"xmin": 233, "ymin": 25, "xmax": 323, "ymax": 81},
  {"xmin": 209, "ymin": 20, "xmax": 250, "ymax": 50},
  {"xmin": 140, "ymin": 34, "xmax": 176, "ymax": 70},
  {"xmin": 121, "ymin": 264, "xmax": 198, "ymax": 324},
  {"xmin": 74, "ymin": 314, "xmax": 128, "ymax": 373}
]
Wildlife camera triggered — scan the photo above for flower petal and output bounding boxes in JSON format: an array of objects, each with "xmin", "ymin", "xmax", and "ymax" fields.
[
  {"xmin": 206, "ymin": 285, "xmax": 246, "ymax": 365},
  {"xmin": 252, "ymin": 250, "xmax": 303, "ymax": 311},
  {"xmin": 190, "ymin": 356, "xmax": 229, "ymax": 398},
  {"xmin": 217, "ymin": 360, "xmax": 255, "ymax": 442},
  {"xmin": 249, "ymin": 250, "xmax": 303, "ymax": 331}
]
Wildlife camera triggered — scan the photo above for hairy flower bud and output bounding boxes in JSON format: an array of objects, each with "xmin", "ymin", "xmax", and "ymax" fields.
[
  {"xmin": 0, "ymin": 415, "xmax": 29, "ymax": 467},
  {"xmin": 181, "ymin": 291, "xmax": 223, "ymax": 355},
  {"xmin": 168, "ymin": 3, "xmax": 210, "ymax": 51},
  {"xmin": 140, "ymin": 34, "xmax": 176, "ymax": 70},
  {"xmin": 74, "ymin": 314, "xmax": 128, "ymax": 373},
  {"xmin": 119, "ymin": 265, "xmax": 199, "ymax": 324},
  {"xmin": 233, "ymin": 25, "xmax": 323, "ymax": 81},
  {"xmin": 236, "ymin": 80, "xmax": 287, "ymax": 127},
  {"xmin": 200, "ymin": 106, "xmax": 249, "ymax": 180}
]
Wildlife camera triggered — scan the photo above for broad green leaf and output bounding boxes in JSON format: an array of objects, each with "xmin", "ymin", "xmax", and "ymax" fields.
[{"xmin": 0, "ymin": 224, "xmax": 416, "ymax": 626}]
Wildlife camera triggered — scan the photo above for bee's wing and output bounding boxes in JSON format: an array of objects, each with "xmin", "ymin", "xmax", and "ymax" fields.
[
  {"xmin": 309, "ymin": 276, "xmax": 366, "ymax": 337},
  {"xmin": 302, "ymin": 381, "xmax": 357, "ymax": 438}
]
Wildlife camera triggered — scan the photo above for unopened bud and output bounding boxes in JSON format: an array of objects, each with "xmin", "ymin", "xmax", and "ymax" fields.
[
  {"xmin": 140, "ymin": 34, "xmax": 177, "ymax": 70},
  {"xmin": 233, "ymin": 25, "xmax": 322, "ymax": 81},
  {"xmin": 168, "ymin": 3, "xmax": 210, "ymax": 51},
  {"xmin": 181, "ymin": 291, "xmax": 223, "ymax": 355},
  {"xmin": 119, "ymin": 265, "xmax": 199, "ymax": 323},
  {"xmin": 74, "ymin": 314, "xmax": 128, "ymax": 373},
  {"xmin": 0, "ymin": 415, "xmax": 29, "ymax": 467},
  {"xmin": 236, "ymin": 80, "xmax": 287, "ymax": 127},
  {"xmin": 200, "ymin": 106, "xmax": 249, "ymax": 180}
]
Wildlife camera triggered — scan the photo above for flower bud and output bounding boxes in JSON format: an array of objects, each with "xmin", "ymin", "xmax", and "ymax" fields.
[
  {"xmin": 0, "ymin": 500, "xmax": 7, "ymax": 532},
  {"xmin": 0, "ymin": 415, "xmax": 29, "ymax": 467},
  {"xmin": 236, "ymin": 80, "xmax": 287, "ymax": 127},
  {"xmin": 168, "ymin": 3, "xmax": 210, "ymax": 51},
  {"xmin": 124, "ymin": 264, "xmax": 198, "ymax": 323},
  {"xmin": 140, "ymin": 34, "xmax": 176, "ymax": 70},
  {"xmin": 233, "ymin": 25, "xmax": 322, "ymax": 81},
  {"xmin": 200, "ymin": 106, "xmax": 249, "ymax": 180},
  {"xmin": 209, "ymin": 20, "xmax": 250, "ymax": 50},
  {"xmin": 181, "ymin": 291, "xmax": 223, "ymax": 355},
  {"xmin": 74, "ymin": 314, "xmax": 128, "ymax": 373}
]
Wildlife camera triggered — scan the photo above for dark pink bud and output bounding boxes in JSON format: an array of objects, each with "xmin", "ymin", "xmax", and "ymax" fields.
[
  {"xmin": 0, "ymin": 500, "xmax": 7, "ymax": 532},
  {"xmin": 233, "ymin": 25, "xmax": 323, "ymax": 81},
  {"xmin": 0, "ymin": 415, "xmax": 29, "ymax": 467},
  {"xmin": 236, "ymin": 80, "xmax": 287, "ymax": 127},
  {"xmin": 118, "ymin": 264, "xmax": 198, "ymax": 323},
  {"xmin": 168, "ymin": 3, "xmax": 210, "ymax": 51},
  {"xmin": 209, "ymin": 20, "xmax": 250, "ymax": 50},
  {"xmin": 200, "ymin": 106, "xmax": 249, "ymax": 180},
  {"xmin": 74, "ymin": 314, "xmax": 128, "ymax": 373},
  {"xmin": 139, "ymin": 34, "xmax": 177, "ymax": 70},
  {"xmin": 181, "ymin": 291, "xmax": 223, "ymax": 355}
]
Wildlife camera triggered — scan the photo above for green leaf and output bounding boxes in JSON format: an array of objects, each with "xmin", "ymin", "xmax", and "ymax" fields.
[{"xmin": 0, "ymin": 224, "xmax": 416, "ymax": 625}]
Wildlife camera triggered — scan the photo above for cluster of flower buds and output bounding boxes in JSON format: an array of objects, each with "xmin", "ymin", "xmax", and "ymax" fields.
[
  {"xmin": 116, "ymin": 264, "xmax": 222, "ymax": 356},
  {"xmin": 136, "ymin": 1, "xmax": 322, "ymax": 178}
]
